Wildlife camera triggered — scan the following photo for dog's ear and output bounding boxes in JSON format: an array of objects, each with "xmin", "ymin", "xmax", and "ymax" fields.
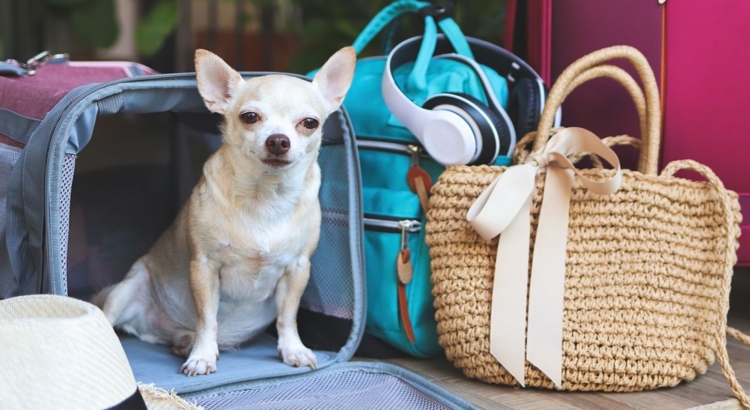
[
  {"xmin": 312, "ymin": 46, "xmax": 356, "ymax": 115},
  {"xmin": 195, "ymin": 49, "xmax": 243, "ymax": 114}
]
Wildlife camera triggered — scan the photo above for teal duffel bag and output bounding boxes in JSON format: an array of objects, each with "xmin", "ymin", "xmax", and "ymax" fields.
[{"xmin": 310, "ymin": 0, "xmax": 513, "ymax": 357}]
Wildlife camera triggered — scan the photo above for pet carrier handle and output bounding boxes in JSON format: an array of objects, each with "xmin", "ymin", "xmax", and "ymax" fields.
[
  {"xmin": 0, "ymin": 51, "xmax": 70, "ymax": 76},
  {"xmin": 661, "ymin": 160, "xmax": 750, "ymax": 407},
  {"xmin": 351, "ymin": 0, "xmax": 473, "ymax": 93},
  {"xmin": 535, "ymin": 45, "xmax": 661, "ymax": 176},
  {"xmin": 513, "ymin": 64, "xmax": 647, "ymax": 165}
]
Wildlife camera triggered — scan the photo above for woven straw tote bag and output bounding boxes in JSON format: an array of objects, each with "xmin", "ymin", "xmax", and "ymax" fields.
[{"xmin": 425, "ymin": 45, "xmax": 750, "ymax": 404}]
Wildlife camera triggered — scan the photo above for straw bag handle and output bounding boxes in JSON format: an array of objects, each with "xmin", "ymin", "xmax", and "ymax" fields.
[
  {"xmin": 513, "ymin": 64, "xmax": 646, "ymax": 165},
  {"xmin": 535, "ymin": 46, "xmax": 660, "ymax": 176},
  {"xmin": 662, "ymin": 160, "xmax": 750, "ymax": 408}
]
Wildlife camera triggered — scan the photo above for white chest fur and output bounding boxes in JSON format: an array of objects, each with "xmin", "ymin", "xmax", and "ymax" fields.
[
  {"xmin": 185, "ymin": 152, "xmax": 321, "ymax": 348},
  {"xmin": 206, "ymin": 195, "xmax": 308, "ymax": 289},
  {"xmin": 203, "ymin": 200, "xmax": 318, "ymax": 348}
]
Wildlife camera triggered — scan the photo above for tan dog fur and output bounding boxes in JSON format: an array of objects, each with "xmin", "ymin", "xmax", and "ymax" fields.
[{"xmin": 93, "ymin": 47, "xmax": 355, "ymax": 376}]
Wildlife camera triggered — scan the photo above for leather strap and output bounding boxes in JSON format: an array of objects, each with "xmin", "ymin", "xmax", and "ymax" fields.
[
  {"xmin": 414, "ymin": 176, "xmax": 430, "ymax": 213},
  {"xmin": 397, "ymin": 249, "xmax": 416, "ymax": 344},
  {"xmin": 398, "ymin": 282, "xmax": 416, "ymax": 344},
  {"xmin": 408, "ymin": 168, "xmax": 432, "ymax": 213}
]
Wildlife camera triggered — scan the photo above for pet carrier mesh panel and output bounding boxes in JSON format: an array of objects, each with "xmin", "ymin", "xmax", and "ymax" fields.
[
  {"xmin": 0, "ymin": 72, "xmax": 476, "ymax": 409},
  {"xmin": 184, "ymin": 362, "xmax": 471, "ymax": 409}
]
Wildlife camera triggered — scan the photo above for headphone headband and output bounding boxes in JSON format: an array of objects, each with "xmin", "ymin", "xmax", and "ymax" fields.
[
  {"xmin": 383, "ymin": 35, "xmax": 557, "ymax": 165},
  {"xmin": 390, "ymin": 35, "xmax": 545, "ymax": 86},
  {"xmin": 383, "ymin": 37, "xmax": 479, "ymax": 165}
]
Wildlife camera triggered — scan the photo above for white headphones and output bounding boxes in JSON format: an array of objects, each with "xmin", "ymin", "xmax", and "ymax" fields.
[{"xmin": 383, "ymin": 35, "xmax": 561, "ymax": 165}]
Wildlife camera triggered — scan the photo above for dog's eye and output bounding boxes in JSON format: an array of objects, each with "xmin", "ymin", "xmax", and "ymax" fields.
[
  {"xmin": 240, "ymin": 112, "xmax": 259, "ymax": 124},
  {"xmin": 301, "ymin": 118, "xmax": 319, "ymax": 130}
]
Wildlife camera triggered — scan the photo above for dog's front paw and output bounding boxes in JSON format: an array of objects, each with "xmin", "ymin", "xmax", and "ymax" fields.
[
  {"xmin": 179, "ymin": 353, "xmax": 218, "ymax": 376},
  {"xmin": 279, "ymin": 343, "xmax": 318, "ymax": 369}
]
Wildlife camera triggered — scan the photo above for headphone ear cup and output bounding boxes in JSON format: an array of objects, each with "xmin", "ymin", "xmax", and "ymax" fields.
[
  {"xmin": 422, "ymin": 93, "xmax": 509, "ymax": 164},
  {"xmin": 453, "ymin": 93, "xmax": 514, "ymax": 160},
  {"xmin": 507, "ymin": 78, "xmax": 541, "ymax": 140}
]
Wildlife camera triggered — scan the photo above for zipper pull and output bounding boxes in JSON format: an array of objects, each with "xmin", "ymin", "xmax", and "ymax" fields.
[
  {"xmin": 397, "ymin": 220, "xmax": 416, "ymax": 344},
  {"xmin": 406, "ymin": 145, "xmax": 432, "ymax": 213},
  {"xmin": 397, "ymin": 220, "xmax": 414, "ymax": 285},
  {"xmin": 408, "ymin": 144, "xmax": 420, "ymax": 168}
]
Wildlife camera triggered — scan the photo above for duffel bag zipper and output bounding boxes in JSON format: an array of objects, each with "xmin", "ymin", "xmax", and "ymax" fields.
[
  {"xmin": 357, "ymin": 140, "xmax": 429, "ymax": 158},
  {"xmin": 358, "ymin": 140, "xmax": 434, "ymax": 213},
  {"xmin": 364, "ymin": 216, "xmax": 420, "ymax": 344},
  {"xmin": 363, "ymin": 216, "xmax": 422, "ymax": 233}
]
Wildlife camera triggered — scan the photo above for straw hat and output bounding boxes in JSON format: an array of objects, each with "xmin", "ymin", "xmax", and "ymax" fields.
[{"xmin": 0, "ymin": 294, "xmax": 199, "ymax": 410}]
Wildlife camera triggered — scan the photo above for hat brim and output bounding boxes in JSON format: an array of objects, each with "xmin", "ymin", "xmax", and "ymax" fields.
[{"xmin": 138, "ymin": 383, "xmax": 202, "ymax": 410}]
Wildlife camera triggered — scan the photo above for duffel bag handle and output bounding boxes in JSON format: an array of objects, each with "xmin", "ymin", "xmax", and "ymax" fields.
[
  {"xmin": 351, "ymin": 0, "xmax": 473, "ymax": 93},
  {"xmin": 378, "ymin": 3, "xmax": 461, "ymax": 56},
  {"xmin": 534, "ymin": 45, "xmax": 661, "ymax": 176}
]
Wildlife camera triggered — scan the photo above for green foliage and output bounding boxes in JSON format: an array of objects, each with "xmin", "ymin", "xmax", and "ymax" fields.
[
  {"xmin": 24, "ymin": 0, "xmax": 506, "ymax": 67},
  {"xmin": 38, "ymin": 0, "xmax": 119, "ymax": 48},
  {"xmin": 288, "ymin": 0, "xmax": 507, "ymax": 74},
  {"xmin": 135, "ymin": 0, "xmax": 179, "ymax": 56},
  {"xmin": 69, "ymin": 0, "xmax": 119, "ymax": 48},
  {"xmin": 42, "ymin": 0, "xmax": 90, "ymax": 7}
]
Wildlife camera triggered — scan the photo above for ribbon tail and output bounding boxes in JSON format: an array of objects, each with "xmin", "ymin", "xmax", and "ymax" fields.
[
  {"xmin": 490, "ymin": 192, "xmax": 533, "ymax": 387},
  {"xmin": 526, "ymin": 166, "xmax": 574, "ymax": 388}
]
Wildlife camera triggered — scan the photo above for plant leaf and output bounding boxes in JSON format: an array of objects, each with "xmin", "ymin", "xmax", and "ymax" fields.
[
  {"xmin": 70, "ymin": 0, "xmax": 119, "ymax": 48},
  {"xmin": 135, "ymin": 0, "xmax": 178, "ymax": 56},
  {"xmin": 40, "ymin": 0, "xmax": 90, "ymax": 8}
]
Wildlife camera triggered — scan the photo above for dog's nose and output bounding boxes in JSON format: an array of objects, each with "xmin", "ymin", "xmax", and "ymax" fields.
[{"xmin": 265, "ymin": 134, "xmax": 290, "ymax": 156}]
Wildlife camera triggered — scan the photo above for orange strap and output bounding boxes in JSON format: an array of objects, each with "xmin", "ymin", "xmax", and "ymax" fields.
[
  {"xmin": 398, "ymin": 282, "xmax": 416, "ymax": 344},
  {"xmin": 414, "ymin": 176, "xmax": 430, "ymax": 213},
  {"xmin": 408, "ymin": 167, "xmax": 432, "ymax": 213}
]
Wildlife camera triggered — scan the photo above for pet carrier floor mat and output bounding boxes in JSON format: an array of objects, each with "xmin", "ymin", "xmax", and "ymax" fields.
[
  {"xmin": 121, "ymin": 333, "xmax": 336, "ymax": 394},
  {"xmin": 182, "ymin": 362, "xmax": 477, "ymax": 410}
]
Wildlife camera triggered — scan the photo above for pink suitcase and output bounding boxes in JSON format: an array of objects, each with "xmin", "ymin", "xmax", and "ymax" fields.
[{"xmin": 514, "ymin": 0, "xmax": 750, "ymax": 266}]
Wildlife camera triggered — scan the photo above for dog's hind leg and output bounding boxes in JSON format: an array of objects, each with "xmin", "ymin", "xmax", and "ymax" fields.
[
  {"xmin": 94, "ymin": 258, "xmax": 150, "ymax": 327},
  {"xmin": 170, "ymin": 331, "xmax": 196, "ymax": 358}
]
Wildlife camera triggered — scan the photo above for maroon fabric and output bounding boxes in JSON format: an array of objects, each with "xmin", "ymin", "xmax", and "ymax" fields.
[
  {"xmin": 526, "ymin": 0, "xmax": 750, "ymax": 265},
  {"xmin": 547, "ymin": 0, "xmax": 663, "ymax": 172},
  {"xmin": 0, "ymin": 134, "xmax": 23, "ymax": 149},
  {"xmin": 0, "ymin": 64, "xmax": 151, "ymax": 121},
  {"xmin": 660, "ymin": 1, "xmax": 750, "ymax": 265}
]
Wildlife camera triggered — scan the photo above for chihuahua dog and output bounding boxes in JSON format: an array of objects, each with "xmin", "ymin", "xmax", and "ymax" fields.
[{"xmin": 93, "ymin": 47, "xmax": 355, "ymax": 376}]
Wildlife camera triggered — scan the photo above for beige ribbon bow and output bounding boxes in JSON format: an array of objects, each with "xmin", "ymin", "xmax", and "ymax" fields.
[{"xmin": 466, "ymin": 127, "xmax": 622, "ymax": 387}]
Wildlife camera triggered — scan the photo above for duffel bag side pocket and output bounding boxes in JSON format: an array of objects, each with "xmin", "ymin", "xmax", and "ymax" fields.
[{"xmin": 359, "ymin": 142, "xmax": 444, "ymax": 357}]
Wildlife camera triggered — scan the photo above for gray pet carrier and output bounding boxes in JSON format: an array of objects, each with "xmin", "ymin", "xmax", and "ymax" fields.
[{"xmin": 0, "ymin": 65, "xmax": 476, "ymax": 409}]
